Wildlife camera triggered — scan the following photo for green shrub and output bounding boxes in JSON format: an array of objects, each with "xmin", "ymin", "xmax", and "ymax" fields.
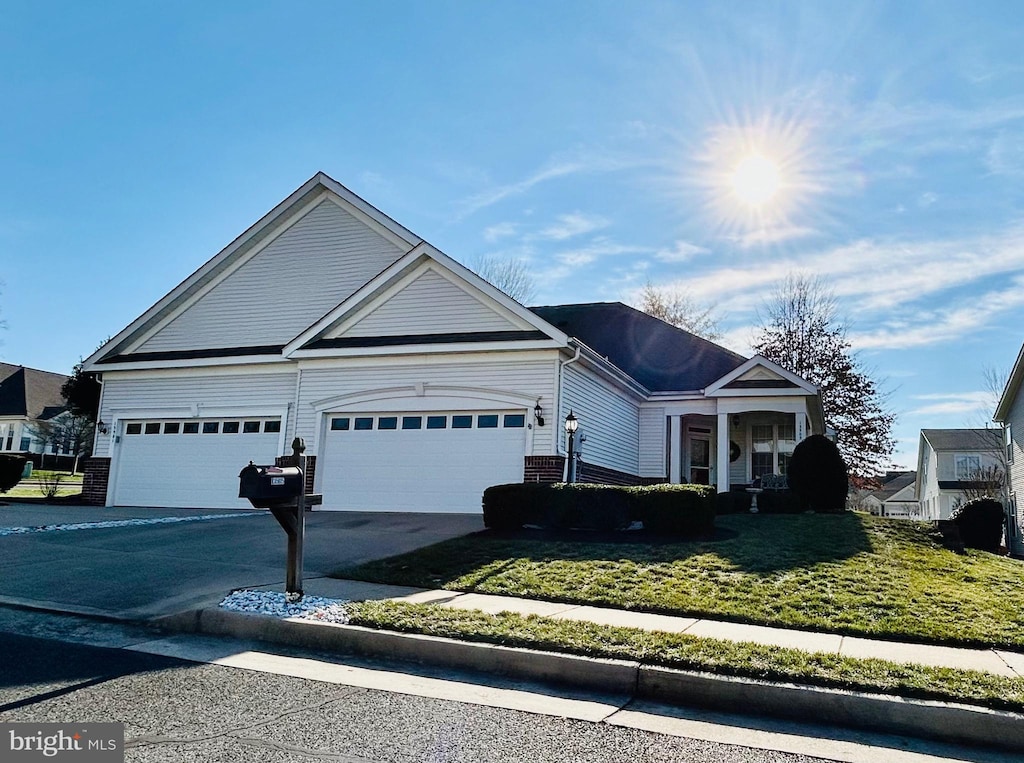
[
  {"xmin": 631, "ymin": 483, "xmax": 715, "ymax": 534},
  {"xmin": 482, "ymin": 482, "xmax": 715, "ymax": 535},
  {"xmin": 952, "ymin": 498, "xmax": 1005, "ymax": 553},
  {"xmin": 787, "ymin": 435, "xmax": 848, "ymax": 513},
  {"xmin": 0, "ymin": 454, "xmax": 27, "ymax": 493}
]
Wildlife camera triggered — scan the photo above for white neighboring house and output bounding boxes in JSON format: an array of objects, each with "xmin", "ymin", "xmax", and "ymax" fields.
[
  {"xmin": 914, "ymin": 429, "xmax": 1003, "ymax": 521},
  {"xmin": 993, "ymin": 343, "xmax": 1024, "ymax": 556},
  {"xmin": 80, "ymin": 172, "xmax": 826, "ymax": 512},
  {"xmin": 861, "ymin": 472, "xmax": 922, "ymax": 520},
  {"xmin": 0, "ymin": 363, "xmax": 68, "ymax": 459}
]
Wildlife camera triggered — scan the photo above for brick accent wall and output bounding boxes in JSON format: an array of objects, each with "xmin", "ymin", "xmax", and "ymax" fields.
[
  {"xmin": 524, "ymin": 455, "xmax": 566, "ymax": 483},
  {"xmin": 577, "ymin": 460, "xmax": 646, "ymax": 486},
  {"xmin": 81, "ymin": 457, "xmax": 110, "ymax": 505}
]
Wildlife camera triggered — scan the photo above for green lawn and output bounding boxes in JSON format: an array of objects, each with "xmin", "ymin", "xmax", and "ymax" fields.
[
  {"xmin": 348, "ymin": 601, "xmax": 1024, "ymax": 713},
  {"xmin": 336, "ymin": 513, "xmax": 1024, "ymax": 649},
  {"xmin": 3, "ymin": 470, "xmax": 84, "ymax": 499}
]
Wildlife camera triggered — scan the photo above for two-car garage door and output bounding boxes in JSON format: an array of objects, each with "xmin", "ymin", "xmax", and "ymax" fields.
[
  {"xmin": 318, "ymin": 410, "xmax": 527, "ymax": 512},
  {"xmin": 110, "ymin": 411, "xmax": 527, "ymax": 513}
]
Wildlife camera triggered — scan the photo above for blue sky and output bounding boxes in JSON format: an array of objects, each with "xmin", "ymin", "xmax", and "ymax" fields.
[{"xmin": 3, "ymin": 1, "xmax": 1023, "ymax": 469}]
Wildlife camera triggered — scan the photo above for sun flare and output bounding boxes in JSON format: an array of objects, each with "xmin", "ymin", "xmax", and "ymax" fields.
[{"xmin": 730, "ymin": 154, "xmax": 782, "ymax": 207}]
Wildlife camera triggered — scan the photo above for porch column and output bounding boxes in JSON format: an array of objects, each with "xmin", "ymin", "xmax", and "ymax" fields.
[
  {"xmin": 668, "ymin": 416, "xmax": 681, "ymax": 483},
  {"xmin": 717, "ymin": 412, "xmax": 730, "ymax": 493},
  {"xmin": 796, "ymin": 412, "xmax": 806, "ymax": 442}
]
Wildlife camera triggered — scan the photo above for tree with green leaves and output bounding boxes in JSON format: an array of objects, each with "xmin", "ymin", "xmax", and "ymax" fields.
[
  {"xmin": 62, "ymin": 360, "xmax": 101, "ymax": 420},
  {"xmin": 752, "ymin": 274, "xmax": 895, "ymax": 481}
]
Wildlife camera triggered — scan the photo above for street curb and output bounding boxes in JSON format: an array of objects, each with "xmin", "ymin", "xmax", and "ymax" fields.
[{"xmin": 158, "ymin": 607, "xmax": 1024, "ymax": 753}]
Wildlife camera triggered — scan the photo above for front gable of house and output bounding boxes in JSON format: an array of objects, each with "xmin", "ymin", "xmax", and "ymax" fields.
[
  {"xmin": 705, "ymin": 356, "xmax": 815, "ymax": 397},
  {"xmin": 84, "ymin": 173, "xmax": 422, "ymax": 370},
  {"xmin": 289, "ymin": 249, "xmax": 561, "ymax": 354}
]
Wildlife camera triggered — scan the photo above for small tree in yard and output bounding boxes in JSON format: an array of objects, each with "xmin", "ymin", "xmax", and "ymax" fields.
[
  {"xmin": 952, "ymin": 498, "xmax": 1005, "ymax": 553},
  {"xmin": 787, "ymin": 434, "xmax": 849, "ymax": 513},
  {"xmin": 27, "ymin": 413, "xmax": 94, "ymax": 474}
]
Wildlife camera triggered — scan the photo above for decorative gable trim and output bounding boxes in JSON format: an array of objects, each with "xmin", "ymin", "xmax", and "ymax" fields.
[
  {"xmin": 705, "ymin": 355, "xmax": 817, "ymax": 397},
  {"xmin": 82, "ymin": 172, "xmax": 421, "ymax": 372},
  {"xmin": 284, "ymin": 242, "xmax": 568, "ymax": 357}
]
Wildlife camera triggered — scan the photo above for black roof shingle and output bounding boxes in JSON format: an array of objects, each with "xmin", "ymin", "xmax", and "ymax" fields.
[
  {"xmin": 529, "ymin": 302, "xmax": 747, "ymax": 392},
  {"xmin": 0, "ymin": 363, "xmax": 68, "ymax": 420}
]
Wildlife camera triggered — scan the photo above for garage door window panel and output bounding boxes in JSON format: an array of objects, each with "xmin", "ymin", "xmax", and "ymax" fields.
[
  {"xmin": 331, "ymin": 418, "xmax": 350, "ymax": 431},
  {"xmin": 126, "ymin": 423, "xmax": 142, "ymax": 435},
  {"xmin": 402, "ymin": 416, "xmax": 422, "ymax": 430},
  {"xmin": 378, "ymin": 417, "xmax": 398, "ymax": 430},
  {"xmin": 452, "ymin": 415, "xmax": 472, "ymax": 429},
  {"xmin": 163, "ymin": 422, "xmax": 180, "ymax": 434},
  {"xmin": 426, "ymin": 416, "xmax": 447, "ymax": 429}
]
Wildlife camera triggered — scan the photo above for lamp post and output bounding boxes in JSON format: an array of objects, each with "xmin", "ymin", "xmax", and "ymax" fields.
[{"xmin": 564, "ymin": 410, "xmax": 579, "ymax": 483}]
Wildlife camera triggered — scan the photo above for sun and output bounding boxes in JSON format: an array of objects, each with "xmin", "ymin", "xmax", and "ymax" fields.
[{"xmin": 730, "ymin": 153, "xmax": 782, "ymax": 207}]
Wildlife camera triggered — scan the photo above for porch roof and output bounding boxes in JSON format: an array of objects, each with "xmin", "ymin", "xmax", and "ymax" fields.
[{"xmin": 530, "ymin": 302, "xmax": 747, "ymax": 392}]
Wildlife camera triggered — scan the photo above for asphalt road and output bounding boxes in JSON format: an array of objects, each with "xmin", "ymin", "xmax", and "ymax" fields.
[
  {"xmin": 0, "ymin": 628, "xmax": 834, "ymax": 763},
  {"xmin": 0, "ymin": 503, "xmax": 483, "ymax": 618}
]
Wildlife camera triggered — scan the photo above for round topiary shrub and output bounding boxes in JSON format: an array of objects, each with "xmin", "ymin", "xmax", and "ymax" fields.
[
  {"xmin": 786, "ymin": 434, "xmax": 848, "ymax": 513},
  {"xmin": 951, "ymin": 498, "xmax": 1004, "ymax": 553}
]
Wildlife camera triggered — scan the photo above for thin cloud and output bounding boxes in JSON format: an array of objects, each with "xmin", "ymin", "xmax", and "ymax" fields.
[
  {"xmin": 456, "ymin": 162, "xmax": 585, "ymax": 220},
  {"xmin": 732, "ymin": 225, "xmax": 818, "ymax": 248},
  {"xmin": 906, "ymin": 391, "xmax": 992, "ymax": 417},
  {"xmin": 539, "ymin": 212, "xmax": 610, "ymax": 241},
  {"xmin": 655, "ymin": 240, "xmax": 709, "ymax": 262},
  {"xmin": 483, "ymin": 222, "xmax": 520, "ymax": 243}
]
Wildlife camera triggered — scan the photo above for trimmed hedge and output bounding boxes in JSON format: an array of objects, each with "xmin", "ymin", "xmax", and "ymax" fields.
[
  {"xmin": 952, "ymin": 498, "xmax": 1005, "ymax": 553},
  {"xmin": 482, "ymin": 482, "xmax": 715, "ymax": 536},
  {"xmin": 787, "ymin": 434, "xmax": 849, "ymax": 513},
  {"xmin": 716, "ymin": 489, "xmax": 805, "ymax": 514},
  {"xmin": 0, "ymin": 454, "xmax": 27, "ymax": 493}
]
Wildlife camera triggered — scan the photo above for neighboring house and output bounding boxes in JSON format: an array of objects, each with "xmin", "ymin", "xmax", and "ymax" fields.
[
  {"xmin": 0, "ymin": 363, "xmax": 68, "ymax": 458},
  {"xmin": 80, "ymin": 172, "xmax": 825, "ymax": 512},
  {"xmin": 914, "ymin": 429, "xmax": 1003, "ymax": 521},
  {"xmin": 993, "ymin": 343, "xmax": 1024, "ymax": 556},
  {"xmin": 861, "ymin": 471, "xmax": 922, "ymax": 520}
]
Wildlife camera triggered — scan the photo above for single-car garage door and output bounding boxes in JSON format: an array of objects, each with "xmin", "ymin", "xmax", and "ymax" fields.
[
  {"xmin": 112, "ymin": 418, "xmax": 284, "ymax": 508},
  {"xmin": 319, "ymin": 411, "xmax": 527, "ymax": 512}
]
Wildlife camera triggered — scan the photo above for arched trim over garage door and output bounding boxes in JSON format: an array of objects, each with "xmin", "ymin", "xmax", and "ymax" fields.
[{"xmin": 313, "ymin": 385, "xmax": 538, "ymax": 513}]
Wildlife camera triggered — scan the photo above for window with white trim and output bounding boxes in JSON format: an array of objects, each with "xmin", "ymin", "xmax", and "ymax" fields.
[
  {"xmin": 751, "ymin": 422, "xmax": 797, "ymax": 479},
  {"xmin": 955, "ymin": 454, "xmax": 981, "ymax": 480},
  {"xmin": 1007, "ymin": 424, "xmax": 1014, "ymax": 464}
]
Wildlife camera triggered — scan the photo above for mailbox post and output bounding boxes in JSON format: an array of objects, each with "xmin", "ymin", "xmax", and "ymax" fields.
[{"xmin": 238, "ymin": 437, "xmax": 316, "ymax": 601}]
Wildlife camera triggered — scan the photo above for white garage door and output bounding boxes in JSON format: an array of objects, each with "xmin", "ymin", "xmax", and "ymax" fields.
[
  {"xmin": 112, "ymin": 418, "xmax": 284, "ymax": 508},
  {"xmin": 319, "ymin": 411, "xmax": 527, "ymax": 512}
]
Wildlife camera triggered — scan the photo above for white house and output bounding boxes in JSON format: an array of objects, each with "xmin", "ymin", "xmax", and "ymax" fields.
[
  {"xmin": 914, "ymin": 429, "xmax": 1003, "ymax": 521},
  {"xmin": 993, "ymin": 343, "xmax": 1024, "ymax": 555},
  {"xmin": 0, "ymin": 363, "xmax": 68, "ymax": 458},
  {"xmin": 861, "ymin": 472, "xmax": 922, "ymax": 520},
  {"xmin": 80, "ymin": 172, "xmax": 825, "ymax": 512}
]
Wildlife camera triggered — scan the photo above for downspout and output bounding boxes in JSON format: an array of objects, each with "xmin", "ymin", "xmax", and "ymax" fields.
[{"xmin": 557, "ymin": 344, "xmax": 582, "ymax": 478}]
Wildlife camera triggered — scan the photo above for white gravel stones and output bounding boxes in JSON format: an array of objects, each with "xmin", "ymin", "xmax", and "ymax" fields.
[
  {"xmin": 219, "ymin": 589, "xmax": 351, "ymax": 624},
  {"xmin": 0, "ymin": 512, "xmax": 264, "ymax": 537}
]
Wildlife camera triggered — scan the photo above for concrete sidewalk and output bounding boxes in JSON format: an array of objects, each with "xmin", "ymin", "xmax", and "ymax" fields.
[{"xmin": 253, "ymin": 576, "xmax": 1024, "ymax": 679}]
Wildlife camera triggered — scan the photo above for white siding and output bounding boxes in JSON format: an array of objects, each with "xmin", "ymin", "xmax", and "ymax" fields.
[
  {"xmin": 562, "ymin": 365, "xmax": 640, "ymax": 476},
  {"xmin": 137, "ymin": 200, "xmax": 406, "ymax": 352},
  {"xmin": 639, "ymin": 406, "xmax": 666, "ymax": 478},
  {"xmin": 339, "ymin": 269, "xmax": 521, "ymax": 338},
  {"xmin": 1006, "ymin": 393, "xmax": 1024, "ymax": 544},
  {"xmin": 96, "ymin": 368, "xmax": 297, "ymax": 458},
  {"xmin": 296, "ymin": 354, "xmax": 558, "ymax": 456}
]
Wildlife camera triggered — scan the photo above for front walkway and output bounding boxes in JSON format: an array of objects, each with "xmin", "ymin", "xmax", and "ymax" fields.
[{"xmin": 273, "ymin": 577, "xmax": 1024, "ymax": 679}]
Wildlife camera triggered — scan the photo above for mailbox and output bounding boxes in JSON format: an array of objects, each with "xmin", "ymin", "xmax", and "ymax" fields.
[{"xmin": 238, "ymin": 462, "xmax": 304, "ymax": 508}]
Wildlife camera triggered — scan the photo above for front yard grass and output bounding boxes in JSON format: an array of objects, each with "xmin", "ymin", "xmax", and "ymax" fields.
[
  {"xmin": 348, "ymin": 601, "xmax": 1024, "ymax": 713},
  {"xmin": 336, "ymin": 513, "xmax": 1024, "ymax": 650}
]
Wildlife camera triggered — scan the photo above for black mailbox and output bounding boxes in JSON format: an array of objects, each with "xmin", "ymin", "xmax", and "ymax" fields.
[{"xmin": 238, "ymin": 462, "xmax": 304, "ymax": 508}]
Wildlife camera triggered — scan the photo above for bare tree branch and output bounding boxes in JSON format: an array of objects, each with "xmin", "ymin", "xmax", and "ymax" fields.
[
  {"xmin": 636, "ymin": 282, "xmax": 722, "ymax": 341},
  {"xmin": 471, "ymin": 256, "xmax": 537, "ymax": 304}
]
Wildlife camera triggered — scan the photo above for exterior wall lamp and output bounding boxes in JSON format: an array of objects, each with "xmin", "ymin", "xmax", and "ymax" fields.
[
  {"xmin": 564, "ymin": 410, "xmax": 579, "ymax": 483},
  {"xmin": 534, "ymin": 401, "xmax": 545, "ymax": 427},
  {"xmin": 97, "ymin": 420, "xmax": 109, "ymax": 435}
]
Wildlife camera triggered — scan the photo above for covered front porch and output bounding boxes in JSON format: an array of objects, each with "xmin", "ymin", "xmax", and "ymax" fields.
[{"xmin": 664, "ymin": 406, "xmax": 815, "ymax": 493}]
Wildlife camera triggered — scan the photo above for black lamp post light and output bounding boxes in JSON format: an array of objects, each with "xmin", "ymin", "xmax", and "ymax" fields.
[{"xmin": 564, "ymin": 410, "xmax": 579, "ymax": 483}]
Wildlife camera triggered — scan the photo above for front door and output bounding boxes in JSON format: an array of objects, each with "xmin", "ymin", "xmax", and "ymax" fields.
[{"xmin": 689, "ymin": 434, "xmax": 711, "ymax": 485}]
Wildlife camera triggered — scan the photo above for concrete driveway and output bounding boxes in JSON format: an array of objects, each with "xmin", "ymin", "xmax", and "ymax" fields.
[{"xmin": 0, "ymin": 503, "xmax": 483, "ymax": 620}]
